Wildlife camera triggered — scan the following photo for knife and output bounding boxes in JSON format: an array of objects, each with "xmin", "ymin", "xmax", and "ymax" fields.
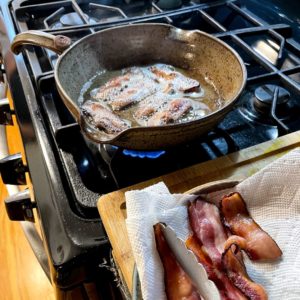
[{"xmin": 161, "ymin": 224, "xmax": 221, "ymax": 300}]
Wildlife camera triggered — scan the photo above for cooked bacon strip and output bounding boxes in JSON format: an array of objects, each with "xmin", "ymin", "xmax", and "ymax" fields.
[
  {"xmin": 186, "ymin": 235, "xmax": 247, "ymax": 300},
  {"xmin": 81, "ymin": 100, "xmax": 129, "ymax": 134},
  {"xmin": 221, "ymin": 193, "xmax": 282, "ymax": 261},
  {"xmin": 154, "ymin": 223, "xmax": 202, "ymax": 300},
  {"xmin": 188, "ymin": 199, "xmax": 228, "ymax": 268},
  {"xmin": 223, "ymin": 236, "xmax": 248, "ymax": 255},
  {"xmin": 148, "ymin": 98, "xmax": 192, "ymax": 126},
  {"xmin": 222, "ymin": 244, "xmax": 268, "ymax": 300}
]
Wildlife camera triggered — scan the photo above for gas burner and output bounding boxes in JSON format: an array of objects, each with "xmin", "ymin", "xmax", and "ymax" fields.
[
  {"xmin": 99, "ymin": 144, "xmax": 166, "ymax": 162},
  {"xmin": 156, "ymin": 0, "xmax": 182, "ymax": 10},
  {"xmin": 123, "ymin": 149, "xmax": 166, "ymax": 159},
  {"xmin": 44, "ymin": 9, "xmax": 97, "ymax": 29},
  {"xmin": 253, "ymin": 84, "xmax": 290, "ymax": 114},
  {"xmin": 60, "ymin": 12, "xmax": 96, "ymax": 27},
  {"xmin": 239, "ymin": 84, "xmax": 293, "ymax": 131}
]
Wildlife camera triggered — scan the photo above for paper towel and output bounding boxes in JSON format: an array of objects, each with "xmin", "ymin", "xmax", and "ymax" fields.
[{"xmin": 125, "ymin": 148, "xmax": 300, "ymax": 300}]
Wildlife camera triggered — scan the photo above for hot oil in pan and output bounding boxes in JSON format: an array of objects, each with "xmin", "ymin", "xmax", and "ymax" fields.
[{"xmin": 79, "ymin": 64, "xmax": 224, "ymax": 128}]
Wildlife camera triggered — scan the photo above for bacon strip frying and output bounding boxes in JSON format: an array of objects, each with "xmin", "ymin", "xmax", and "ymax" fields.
[
  {"xmin": 186, "ymin": 235, "xmax": 247, "ymax": 300},
  {"xmin": 222, "ymin": 244, "xmax": 268, "ymax": 300},
  {"xmin": 93, "ymin": 68, "xmax": 157, "ymax": 111},
  {"xmin": 81, "ymin": 100, "xmax": 129, "ymax": 134},
  {"xmin": 154, "ymin": 223, "xmax": 202, "ymax": 300},
  {"xmin": 148, "ymin": 98, "xmax": 192, "ymax": 126},
  {"xmin": 221, "ymin": 192, "xmax": 282, "ymax": 261},
  {"xmin": 110, "ymin": 87, "xmax": 155, "ymax": 111},
  {"xmin": 150, "ymin": 65, "xmax": 200, "ymax": 92}
]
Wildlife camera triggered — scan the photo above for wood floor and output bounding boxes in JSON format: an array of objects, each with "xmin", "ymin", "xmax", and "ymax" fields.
[
  {"xmin": 0, "ymin": 180, "xmax": 55, "ymax": 300},
  {"xmin": 0, "ymin": 101, "xmax": 55, "ymax": 299}
]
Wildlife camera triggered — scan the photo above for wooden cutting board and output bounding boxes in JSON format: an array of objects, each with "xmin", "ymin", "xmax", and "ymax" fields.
[{"xmin": 97, "ymin": 130, "xmax": 300, "ymax": 294}]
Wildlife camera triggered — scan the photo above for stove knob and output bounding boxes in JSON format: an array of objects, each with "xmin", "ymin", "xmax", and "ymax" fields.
[
  {"xmin": 5, "ymin": 189, "xmax": 35, "ymax": 222},
  {"xmin": 0, "ymin": 98, "xmax": 13, "ymax": 125},
  {"xmin": 0, "ymin": 153, "xmax": 28, "ymax": 185}
]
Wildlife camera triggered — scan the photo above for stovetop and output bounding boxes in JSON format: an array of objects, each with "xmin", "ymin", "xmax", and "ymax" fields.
[
  {"xmin": 1, "ymin": 0, "xmax": 300, "ymax": 289},
  {"xmin": 11, "ymin": 0, "xmax": 300, "ymax": 209}
]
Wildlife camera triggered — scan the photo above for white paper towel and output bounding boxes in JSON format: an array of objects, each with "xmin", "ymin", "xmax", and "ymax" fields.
[{"xmin": 125, "ymin": 148, "xmax": 300, "ymax": 300}]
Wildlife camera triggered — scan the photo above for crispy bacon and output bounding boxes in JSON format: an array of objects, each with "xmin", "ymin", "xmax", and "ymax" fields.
[
  {"xmin": 81, "ymin": 100, "xmax": 129, "ymax": 134},
  {"xmin": 221, "ymin": 193, "xmax": 282, "ymax": 261},
  {"xmin": 222, "ymin": 244, "xmax": 268, "ymax": 300},
  {"xmin": 188, "ymin": 198, "xmax": 271, "ymax": 299},
  {"xmin": 186, "ymin": 235, "xmax": 247, "ymax": 300},
  {"xmin": 188, "ymin": 199, "xmax": 228, "ymax": 268},
  {"xmin": 154, "ymin": 223, "xmax": 202, "ymax": 300}
]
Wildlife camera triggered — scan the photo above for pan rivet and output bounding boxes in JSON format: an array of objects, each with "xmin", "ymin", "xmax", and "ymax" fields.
[{"xmin": 55, "ymin": 35, "xmax": 72, "ymax": 49}]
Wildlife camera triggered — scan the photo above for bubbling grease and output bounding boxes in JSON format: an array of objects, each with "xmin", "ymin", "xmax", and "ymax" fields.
[{"xmin": 79, "ymin": 64, "xmax": 224, "ymax": 128}]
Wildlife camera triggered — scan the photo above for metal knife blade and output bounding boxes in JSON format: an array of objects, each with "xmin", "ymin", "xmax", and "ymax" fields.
[{"xmin": 161, "ymin": 224, "xmax": 221, "ymax": 300}]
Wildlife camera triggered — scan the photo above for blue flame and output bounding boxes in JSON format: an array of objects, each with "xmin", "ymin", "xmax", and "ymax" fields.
[{"xmin": 122, "ymin": 149, "xmax": 166, "ymax": 159}]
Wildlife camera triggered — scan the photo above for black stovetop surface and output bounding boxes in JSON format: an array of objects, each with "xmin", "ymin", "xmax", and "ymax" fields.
[{"xmin": 1, "ymin": 0, "xmax": 300, "ymax": 288}]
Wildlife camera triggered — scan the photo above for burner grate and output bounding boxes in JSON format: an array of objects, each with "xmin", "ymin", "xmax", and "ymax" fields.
[{"xmin": 11, "ymin": 0, "xmax": 300, "ymax": 94}]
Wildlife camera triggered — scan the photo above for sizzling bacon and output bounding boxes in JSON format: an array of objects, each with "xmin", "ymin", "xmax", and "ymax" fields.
[
  {"xmin": 221, "ymin": 193, "xmax": 282, "ymax": 261},
  {"xmin": 186, "ymin": 235, "xmax": 247, "ymax": 300},
  {"xmin": 150, "ymin": 65, "xmax": 200, "ymax": 92},
  {"xmin": 134, "ymin": 105, "xmax": 156, "ymax": 119},
  {"xmin": 94, "ymin": 73, "xmax": 131, "ymax": 100},
  {"xmin": 148, "ymin": 99, "xmax": 192, "ymax": 126},
  {"xmin": 133, "ymin": 93, "xmax": 167, "ymax": 123},
  {"xmin": 222, "ymin": 244, "xmax": 268, "ymax": 300},
  {"xmin": 148, "ymin": 111, "xmax": 174, "ymax": 126},
  {"xmin": 93, "ymin": 67, "xmax": 156, "ymax": 111},
  {"xmin": 110, "ymin": 87, "xmax": 155, "ymax": 111},
  {"xmin": 81, "ymin": 100, "xmax": 129, "ymax": 134},
  {"xmin": 154, "ymin": 223, "xmax": 202, "ymax": 300}
]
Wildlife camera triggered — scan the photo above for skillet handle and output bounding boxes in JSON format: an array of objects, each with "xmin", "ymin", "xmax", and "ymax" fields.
[{"xmin": 11, "ymin": 30, "xmax": 72, "ymax": 55}]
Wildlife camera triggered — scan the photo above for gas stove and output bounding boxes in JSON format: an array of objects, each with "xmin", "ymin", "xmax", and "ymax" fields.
[{"xmin": 0, "ymin": 0, "xmax": 300, "ymax": 299}]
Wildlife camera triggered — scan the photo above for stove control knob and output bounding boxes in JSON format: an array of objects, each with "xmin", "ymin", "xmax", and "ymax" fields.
[
  {"xmin": 0, "ymin": 153, "xmax": 28, "ymax": 185},
  {"xmin": 5, "ymin": 189, "xmax": 35, "ymax": 222},
  {"xmin": 0, "ymin": 98, "xmax": 13, "ymax": 125}
]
